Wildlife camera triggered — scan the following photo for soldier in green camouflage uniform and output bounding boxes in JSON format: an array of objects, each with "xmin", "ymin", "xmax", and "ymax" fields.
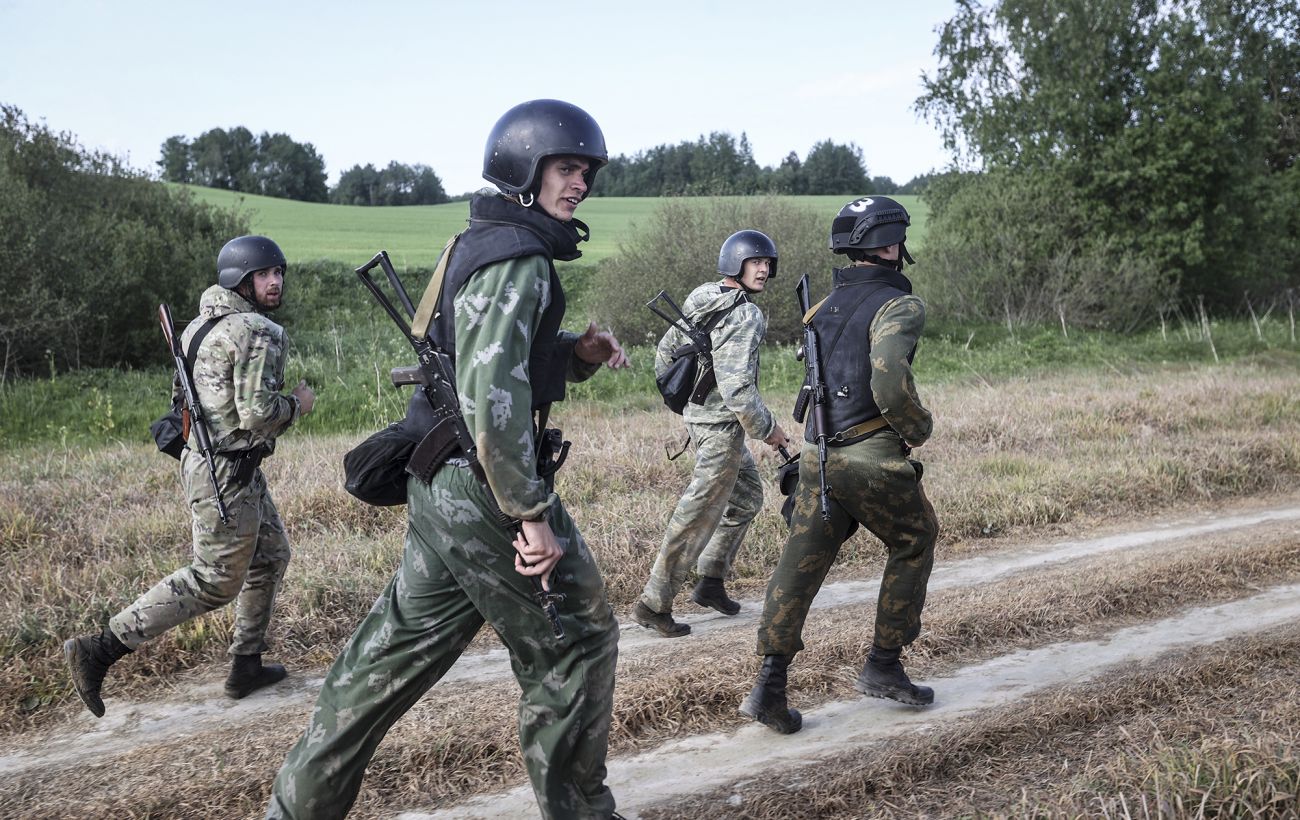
[
  {"xmin": 64, "ymin": 235, "xmax": 316, "ymax": 718},
  {"xmin": 742, "ymin": 196, "xmax": 940, "ymax": 735},
  {"xmin": 635, "ymin": 231, "xmax": 790, "ymax": 637},
  {"xmin": 267, "ymin": 100, "xmax": 628, "ymax": 820}
]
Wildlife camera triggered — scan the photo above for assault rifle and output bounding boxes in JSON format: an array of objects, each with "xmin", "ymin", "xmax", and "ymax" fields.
[
  {"xmin": 158, "ymin": 303, "xmax": 230, "ymax": 524},
  {"xmin": 356, "ymin": 249, "xmax": 566, "ymax": 640},
  {"xmin": 792, "ymin": 275, "xmax": 833, "ymax": 521}
]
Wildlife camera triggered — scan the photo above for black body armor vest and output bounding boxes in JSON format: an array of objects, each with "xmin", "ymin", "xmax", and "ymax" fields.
[
  {"xmin": 427, "ymin": 193, "xmax": 583, "ymax": 410},
  {"xmin": 804, "ymin": 265, "xmax": 916, "ymax": 445}
]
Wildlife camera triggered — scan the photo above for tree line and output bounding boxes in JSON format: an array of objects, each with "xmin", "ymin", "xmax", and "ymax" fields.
[
  {"xmin": 158, "ymin": 128, "xmax": 449, "ymax": 206},
  {"xmin": 915, "ymin": 0, "xmax": 1298, "ymax": 324}
]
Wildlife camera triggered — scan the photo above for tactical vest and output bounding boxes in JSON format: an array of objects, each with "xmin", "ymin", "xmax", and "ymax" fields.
[
  {"xmin": 427, "ymin": 193, "xmax": 581, "ymax": 410},
  {"xmin": 804, "ymin": 265, "xmax": 916, "ymax": 445}
]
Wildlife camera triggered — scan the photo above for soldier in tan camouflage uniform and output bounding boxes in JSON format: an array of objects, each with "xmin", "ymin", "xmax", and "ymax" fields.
[
  {"xmin": 634, "ymin": 230, "xmax": 791, "ymax": 638},
  {"xmin": 266, "ymin": 100, "xmax": 628, "ymax": 820},
  {"xmin": 742, "ymin": 196, "xmax": 940, "ymax": 735},
  {"xmin": 63, "ymin": 235, "xmax": 316, "ymax": 718}
]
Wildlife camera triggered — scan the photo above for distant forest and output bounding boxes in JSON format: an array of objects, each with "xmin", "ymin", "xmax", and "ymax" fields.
[{"xmin": 156, "ymin": 127, "xmax": 931, "ymax": 205}]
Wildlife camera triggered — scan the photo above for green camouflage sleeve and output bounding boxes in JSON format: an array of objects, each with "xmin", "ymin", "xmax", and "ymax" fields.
[
  {"xmin": 711, "ymin": 302, "xmax": 776, "ymax": 441},
  {"xmin": 870, "ymin": 294, "xmax": 932, "ymax": 446},
  {"xmin": 454, "ymin": 255, "xmax": 554, "ymax": 521}
]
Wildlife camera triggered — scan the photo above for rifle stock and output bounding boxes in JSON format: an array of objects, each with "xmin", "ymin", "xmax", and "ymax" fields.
[
  {"xmin": 794, "ymin": 275, "xmax": 833, "ymax": 521},
  {"xmin": 158, "ymin": 303, "xmax": 230, "ymax": 525},
  {"xmin": 357, "ymin": 250, "xmax": 566, "ymax": 640}
]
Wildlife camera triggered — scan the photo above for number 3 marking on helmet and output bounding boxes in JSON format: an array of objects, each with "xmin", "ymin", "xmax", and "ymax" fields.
[{"xmin": 848, "ymin": 197, "xmax": 874, "ymax": 212}]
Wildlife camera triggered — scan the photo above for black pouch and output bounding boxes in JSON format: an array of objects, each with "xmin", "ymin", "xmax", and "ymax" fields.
[
  {"xmin": 150, "ymin": 400, "xmax": 187, "ymax": 460},
  {"xmin": 777, "ymin": 454, "xmax": 801, "ymax": 526},
  {"xmin": 343, "ymin": 423, "xmax": 418, "ymax": 506},
  {"xmin": 655, "ymin": 351, "xmax": 699, "ymax": 415}
]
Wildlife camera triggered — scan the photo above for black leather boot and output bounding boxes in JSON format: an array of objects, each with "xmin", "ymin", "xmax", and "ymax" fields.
[
  {"xmin": 632, "ymin": 601, "xmax": 691, "ymax": 638},
  {"xmin": 691, "ymin": 576, "xmax": 741, "ymax": 616},
  {"xmin": 63, "ymin": 627, "xmax": 131, "ymax": 718},
  {"xmin": 854, "ymin": 645, "xmax": 934, "ymax": 706},
  {"xmin": 224, "ymin": 653, "xmax": 287, "ymax": 699},
  {"xmin": 739, "ymin": 654, "xmax": 802, "ymax": 734}
]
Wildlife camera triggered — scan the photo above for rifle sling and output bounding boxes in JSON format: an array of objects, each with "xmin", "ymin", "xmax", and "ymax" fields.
[
  {"xmin": 178, "ymin": 316, "xmax": 224, "ymax": 441},
  {"xmin": 411, "ymin": 233, "xmax": 461, "ymax": 341}
]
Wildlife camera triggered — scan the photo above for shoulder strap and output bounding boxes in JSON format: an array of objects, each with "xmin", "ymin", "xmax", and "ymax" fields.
[
  {"xmin": 411, "ymin": 232, "xmax": 462, "ymax": 341},
  {"xmin": 183, "ymin": 316, "xmax": 224, "ymax": 374},
  {"xmin": 700, "ymin": 293, "xmax": 748, "ymax": 335}
]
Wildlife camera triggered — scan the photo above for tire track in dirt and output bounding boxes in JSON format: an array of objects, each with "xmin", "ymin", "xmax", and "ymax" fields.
[
  {"xmin": 3, "ymin": 504, "xmax": 1298, "ymax": 778},
  {"xmin": 400, "ymin": 580, "xmax": 1300, "ymax": 819}
]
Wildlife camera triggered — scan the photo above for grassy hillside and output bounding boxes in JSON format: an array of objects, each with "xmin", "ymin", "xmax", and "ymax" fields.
[{"xmin": 179, "ymin": 186, "xmax": 927, "ymax": 266}]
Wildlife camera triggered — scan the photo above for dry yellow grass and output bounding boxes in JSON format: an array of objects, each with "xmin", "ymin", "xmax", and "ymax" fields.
[{"xmin": 1, "ymin": 362, "xmax": 1298, "ymax": 733}]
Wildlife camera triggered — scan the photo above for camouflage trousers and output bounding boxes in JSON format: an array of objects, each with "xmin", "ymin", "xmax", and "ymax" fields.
[
  {"xmin": 640, "ymin": 421, "xmax": 763, "ymax": 614},
  {"xmin": 267, "ymin": 463, "xmax": 620, "ymax": 820},
  {"xmin": 757, "ymin": 432, "xmax": 938, "ymax": 655},
  {"xmin": 109, "ymin": 448, "xmax": 290, "ymax": 655}
]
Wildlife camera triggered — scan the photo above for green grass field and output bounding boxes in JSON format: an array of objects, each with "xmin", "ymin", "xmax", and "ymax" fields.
[{"xmin": 180, "ymin": 186, "xmax": 927, "ymax": 267}]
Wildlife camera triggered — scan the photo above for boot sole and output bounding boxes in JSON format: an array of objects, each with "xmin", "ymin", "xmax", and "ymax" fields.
[
  {"xmin": 855, "ymin": 679, "xmax": 934, "ymax": 707},
  {"xmin": 739, "ymin": 695, "xmax": 803, "ymax": 734},
  {"xmin": 63, "ymin": 639, "xmax": 106, "ymax": 718}
]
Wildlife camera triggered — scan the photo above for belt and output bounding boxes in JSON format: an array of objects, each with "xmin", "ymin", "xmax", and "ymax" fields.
[{"xmin": 829, "ymin": 416, "xmax": 890, "ymax": 444}]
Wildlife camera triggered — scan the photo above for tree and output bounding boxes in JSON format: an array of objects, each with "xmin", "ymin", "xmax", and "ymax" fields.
[
  {"xmin": 800, "ymin": 140, "xmax": 869, "ymax": 194},
  {"xmin": 917, "ymin": 0, "xmax": 1300, "ymax": 307},
  {"xmin": 158, "ymin": 136, "xmax": 191, "ymax": 183},
  {"xmin": 255, "ymin": 132, "xmax": 328, "ymax": 202}
]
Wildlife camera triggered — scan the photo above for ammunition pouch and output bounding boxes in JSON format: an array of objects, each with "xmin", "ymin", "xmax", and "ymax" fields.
[{"xmin": 225, "ymin": 447, "xmax": 267, "ymax": 489}]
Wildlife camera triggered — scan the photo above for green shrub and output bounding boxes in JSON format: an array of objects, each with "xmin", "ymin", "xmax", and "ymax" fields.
[
  {"xmin": 917, "ymin": 168, "xmax": 1172, "ymax": 331},
  {"xmin": 0, "ymin": 105, "xmax": 247, "ymax": 377},
  {"xmin": 586, "ymin": 197, "xmax": 836, "ymax": 346}
]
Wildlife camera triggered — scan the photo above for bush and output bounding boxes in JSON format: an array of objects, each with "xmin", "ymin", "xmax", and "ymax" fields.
[
  {"xmin": 917, "ymin": 168, "xmax": 1172, "ymax": 331},
  {"xmin": 586, "ymin": 197, "xmax": 836, "ymax": 346},
  {"xmin": 0, "ymin": 105, "xmax": 248, "ymax": 378}
]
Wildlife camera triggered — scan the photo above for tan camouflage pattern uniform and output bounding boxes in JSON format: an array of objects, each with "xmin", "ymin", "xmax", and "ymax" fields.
[
  {"xmin": 268, "ymin": 255, "xmax": 619, "ymax": 820},
  {"xmin": 758, "ymin": 294, "xmax": 939, "ymax": 654},
  {"xmin": 110, "ymin": 285, "xmax": 301, "ymax": 655},
  {"xmin": 641, "ymin": 283, "xmax": 775, "ymax": 614}
]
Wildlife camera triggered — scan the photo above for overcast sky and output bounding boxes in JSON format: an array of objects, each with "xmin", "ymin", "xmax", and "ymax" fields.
[{"xmin": 2, "ymin": 0, "xmax": 959, "ymax": 194}]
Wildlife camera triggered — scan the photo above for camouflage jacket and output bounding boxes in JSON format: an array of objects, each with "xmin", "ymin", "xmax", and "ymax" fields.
[
  {"xmin": 179, "ymin": 285, "xmax": 300, "ymax": 453},
  {"xmin": 454, "ymin": 255, "xmax": 600, "ymax": 521},
  {"xmin": 870, "ymin": 294, "xmax": 932, "ymax": 446},
  {"xmin": 654, "ymin": 281, "xmax": 776, "ymax": 440}
]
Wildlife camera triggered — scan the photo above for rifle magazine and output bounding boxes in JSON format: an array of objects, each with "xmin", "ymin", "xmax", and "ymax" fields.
[{"xmin": 407, "ymin": 415, "xmax": 465, "ymax": 482}]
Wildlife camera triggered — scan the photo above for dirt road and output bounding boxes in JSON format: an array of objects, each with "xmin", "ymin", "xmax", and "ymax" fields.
[{"xmin": 4, "ymin": 497, "xmax": 1299, "ymax": 818}]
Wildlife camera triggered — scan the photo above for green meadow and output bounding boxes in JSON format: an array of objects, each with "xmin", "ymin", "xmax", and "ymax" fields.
[{"xmin": 180, "ymin": 186, "xmax": 927, "ymax": 268}]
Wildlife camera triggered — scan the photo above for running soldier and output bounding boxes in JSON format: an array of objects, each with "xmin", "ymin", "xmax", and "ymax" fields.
[
  {"xmin": 64, "ymin": 235, "xmax": 316, "ymax": 717},
  {"xmin": 741, "ymin": 196, "xmax": 939, "ymax": 734},
  {"xmin": 634, "ymin": 231, "xmax": 790, "ymax": 637},
  {"xmin": 265, "ymin": 99, "xmax": 629, "ymax": 820}
]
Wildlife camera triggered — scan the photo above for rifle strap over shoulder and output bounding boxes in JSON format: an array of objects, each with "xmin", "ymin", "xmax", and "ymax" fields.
[
  {"xmin": 412, "ymin": 233, "xmax": 462, "ymax": 341},
  {"xmin": 184, "ymin": 317, "xmax": 224, "ymax": 375}
]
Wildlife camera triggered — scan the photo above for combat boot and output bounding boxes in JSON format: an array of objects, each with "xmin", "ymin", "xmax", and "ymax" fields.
[
  {"xmin": 632, "ymin": 601, "xmax": 691, "ymax": 638},
  {"xmin": 63, "ymin": 627, "xmax": 132, "ymax": 718},
  {"xmin": 691, "ymin": 576, "xmax": 741, "ymax": 616},
  {"xmin": 225, "ymin": 653, "xmax": 287, "ymax": 699},
  {"xmin": 739, "ymin": 654, "xmax": 802, "ymax": 734},
  {"xmin": 854, "ymin": 645, "xmax": 934, "ymax": 706}
]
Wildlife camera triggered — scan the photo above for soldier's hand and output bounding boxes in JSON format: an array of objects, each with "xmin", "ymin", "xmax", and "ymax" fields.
[
  {"xmin": 514, "ymin": 518, "xmax": 564, "ymax": 590},
  {"xmin": 764, "ymin": 423, "xmax": 791, "ymax": 452},
  {"xmin": 292, "ymin": 380, "xmax": 316, "ymax": 416},
  {"xmin": 575, "ymin": 322, "xmax": 630, "ymax": 369}
]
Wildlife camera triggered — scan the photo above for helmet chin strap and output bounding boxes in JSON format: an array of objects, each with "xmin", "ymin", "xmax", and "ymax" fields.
[{"xmin": 861, "ymin": 241, "xmax": 912, "ymax": 271}]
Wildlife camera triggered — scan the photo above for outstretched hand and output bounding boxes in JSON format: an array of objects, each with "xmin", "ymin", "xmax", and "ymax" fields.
[{"xmin": 575, "ymin": 322, "xmax": 630, "ymax": 369}]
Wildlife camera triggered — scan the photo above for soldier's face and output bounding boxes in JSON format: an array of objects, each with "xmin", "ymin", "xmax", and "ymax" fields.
[
  {"xmin": 535, "ymin": 155, "xmax": 590, "ymax": 221},
  {"xmin": 739, "ymin": 257, "xmax": 772, "ymax": 292},
  {"xmin": 250, "ymin": 266, "xmax": 284, "ymax": 310}
]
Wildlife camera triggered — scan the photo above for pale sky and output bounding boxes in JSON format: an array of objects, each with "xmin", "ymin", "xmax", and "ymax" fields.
[{"xmin": 1, "ymin": 0, "xmax": 959, "ymax": 195}]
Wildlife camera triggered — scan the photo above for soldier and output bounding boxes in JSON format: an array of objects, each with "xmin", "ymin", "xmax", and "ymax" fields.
[
  {"xmin": 741, "ymin": 196, "xmax": 939, "ymax": 734},
  {"xmin": 634, "ymin": 231, "xmax": 791, "ymax": 638},
  {"xmin": 63, "ymin": 235, "xmax": 316, "ymax": 717},
  {"xmin": 265, "ymin": 99, "xmax": 629, "ymax": 820}
]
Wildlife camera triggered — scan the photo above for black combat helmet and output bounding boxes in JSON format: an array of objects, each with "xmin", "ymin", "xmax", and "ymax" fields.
[
  {"xmin": 829, "ymin": 196, "xmax": 914, "ymax": 267},
  {"xmin": 482, "ymin": 99, "xmax": 608, "ymax": 198},
  {"xmin": 718, "ymin": 229, "xmax": 779, "ymax": 280},
  {"xmin": 217, "ymin": 235, "xmax": 287, "ymax": 289}
]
